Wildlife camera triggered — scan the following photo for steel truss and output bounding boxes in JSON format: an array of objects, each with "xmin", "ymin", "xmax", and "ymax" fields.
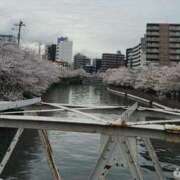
[{"xmin": 0, "ymin": 98, "xmax": 180, "ymax": 179}]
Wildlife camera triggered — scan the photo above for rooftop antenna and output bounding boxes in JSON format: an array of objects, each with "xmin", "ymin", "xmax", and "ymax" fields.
[{"xmin": 14, "ymin": 20, "xmax": 25, "ymax": 47}]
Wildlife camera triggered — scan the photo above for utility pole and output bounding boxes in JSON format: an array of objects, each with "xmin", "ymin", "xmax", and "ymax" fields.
[
  {"xmin": 14, "ymin": 20, "xmax": 25, "ymax": 47},
  {"xmin": 38, "ymin": 42, "xmax": 42, "ymax": 60}
]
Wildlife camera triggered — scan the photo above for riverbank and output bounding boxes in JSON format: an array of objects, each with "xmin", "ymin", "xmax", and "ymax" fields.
[
  {"xmin": 108, "ymin": 85, "xmax": 180, "ymax": 109},
  {"xmin": 102, "ymin": 67, "xmax": 180, "ymax": 99}
]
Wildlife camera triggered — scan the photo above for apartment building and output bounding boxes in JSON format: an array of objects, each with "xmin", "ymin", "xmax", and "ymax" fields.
[
  {"xmin": 126, "ymin": 37, "xmax": 146, "ymax": 69},
  {"xmin": 100, "ymin": 51, "xmax": 125, "ymax": 72},
  {"xmin": 146, "ymin": 23, "xmax": 180, "ymax": 65},
  {"xmin": 74, "ymin": 53, "xmax": 90, "ymax": 69}
]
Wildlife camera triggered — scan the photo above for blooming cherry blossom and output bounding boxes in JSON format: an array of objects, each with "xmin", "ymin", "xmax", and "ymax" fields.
[{"xmin": 0, "ymin": 44, "xmax": 86, "ymax": 100}]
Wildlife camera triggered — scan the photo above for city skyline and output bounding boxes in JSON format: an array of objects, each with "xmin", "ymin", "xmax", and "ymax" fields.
[{"xmin": 0, "ymin": 0, "xmax": 180, "ymax": 57}]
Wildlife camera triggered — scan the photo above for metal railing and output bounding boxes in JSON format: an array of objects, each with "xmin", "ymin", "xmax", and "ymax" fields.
[{"xmin": 0, "ymin": 98, "xmax": 180, "ymax": 179}]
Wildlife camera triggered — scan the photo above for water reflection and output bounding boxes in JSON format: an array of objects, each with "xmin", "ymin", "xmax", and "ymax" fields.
[{"xmin": 2, "ymin": 130, "xmax": 51, "ymax": 180}]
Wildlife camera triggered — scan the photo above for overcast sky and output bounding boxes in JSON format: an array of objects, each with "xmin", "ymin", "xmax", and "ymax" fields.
[{"xmin": 0, "ymin": 0, "xmax": 180, "ymax": 57}]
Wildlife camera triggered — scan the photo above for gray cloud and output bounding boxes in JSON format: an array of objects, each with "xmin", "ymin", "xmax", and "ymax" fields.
[{"xmin": 0, "ymin": 0, "xmax": 180, "ymax": 57}]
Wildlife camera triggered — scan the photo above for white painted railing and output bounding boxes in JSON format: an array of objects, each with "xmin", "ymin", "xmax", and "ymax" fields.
[{"xmin": 0, "ymin": 98, "xmax": 179, "ymax": 180}]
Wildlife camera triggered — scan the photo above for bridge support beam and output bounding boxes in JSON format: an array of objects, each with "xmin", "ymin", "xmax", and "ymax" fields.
[
  {"xmin": 39, "ymin": 130, "xmax": 62, "ymax": 180},
  {"xmin": 143, "ymin": 138, "xmax": 164, "ymax": 180},
  {"xmin": 0, "ymin": 128, "xmax": 24, "ymax": 175},
  {"xmin": 90, "ymin": 103, "xmax": 144, "ymax": 180}
]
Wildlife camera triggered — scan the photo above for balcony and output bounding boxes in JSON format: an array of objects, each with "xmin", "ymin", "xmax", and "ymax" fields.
[
  {"xmin": 147, "ymin": 43, "xmax": 159, "ymax": 48},
  {"xmin": 169, "ymin": 26, "xmax": 180, "ymax": 31},
  {"xmin": 147, "ymin": 26, "xmax": 159, "ymax": 31},
  {"xmin": 146, "ymin": 54, "xmax": 159, "ymax": 59},
  {"xmin": 147, "ymin": 31, "xmax": 160, "ymax": 36},
  {"xmin": 170, "ymin": 55, "xmax": 180, "ymax": 60},
  {"xmin": 169, "ymin": 32, "xmax": 180, "ymax": 37},
  {"xmin": 170, "ymin": 49, "xmax": 180, "ymax": 54},
  {"xmin": 169, "ymin": 43, "xmax": 180, "ymax": 48},
  {"xmin": 146, "ymin": 49, "xmax": 159, "ymax": 53},
  {"xmin": 169, "ymin": 38, "xmax": 180, "ymax": 42},
  {"xmin": 147, "ymin": 37, "xmax": 160, "ymax": 42}
]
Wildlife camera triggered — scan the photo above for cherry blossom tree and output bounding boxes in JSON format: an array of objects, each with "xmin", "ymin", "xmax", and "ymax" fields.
[
  {"xmin": 103, "ymin": 67, "xmax": 136, "ymax": 87},
  {"xmin": 0, "ymin": 44, "xmax": 87, "ymax": 100},
  {"xmin": 103, "ymin": 65, "xmax": 180, "ymax": 94}
]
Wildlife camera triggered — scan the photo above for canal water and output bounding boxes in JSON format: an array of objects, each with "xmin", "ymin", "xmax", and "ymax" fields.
[{"xmin": 1, "ymin": 84, "xmax": 180, "ymax": 180}]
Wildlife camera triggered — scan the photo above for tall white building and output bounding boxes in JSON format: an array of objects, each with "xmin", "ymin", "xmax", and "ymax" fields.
[
  {"xmin": 56, "ymin": 37, "xmax": 73, "ymax": 64},
  {"xmin": 126, "ymin": 36, "xmax": 146, "ymax": 69}
]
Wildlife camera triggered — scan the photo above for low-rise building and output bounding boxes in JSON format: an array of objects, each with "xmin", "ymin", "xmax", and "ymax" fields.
[
  {"xmin": 0, "ymin": 34, "xmax": 16, "ymax": 44},
  {"xmin": 84, "ymin": 65, "xmax": 96, "ymax": 74}
]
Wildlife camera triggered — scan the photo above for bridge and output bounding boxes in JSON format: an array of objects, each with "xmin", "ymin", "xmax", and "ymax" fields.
[{"xmin": 0, "ymin": 97, "xmax": 180, "ymax": 180}]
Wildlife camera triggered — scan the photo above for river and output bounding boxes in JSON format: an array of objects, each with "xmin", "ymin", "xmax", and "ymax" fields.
[{"xmin": 1, "ymin": 84, "xmax": 180, "ymax": 180}]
